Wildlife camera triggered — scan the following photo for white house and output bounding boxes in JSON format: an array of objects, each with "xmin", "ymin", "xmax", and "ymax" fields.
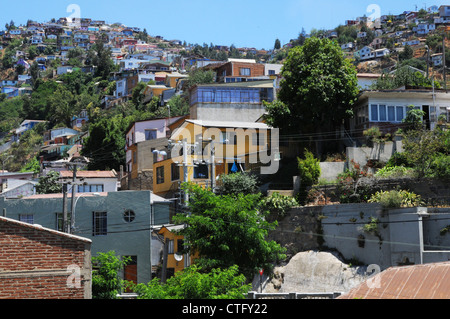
[
  {"xmin": 374, "ymin": 48, "xmax": 390, "ymax": 58},
  {"xmin": 431, "ymin": 53, "xmax": 443, "ymax": 67},
  {"xmin": 31, "ymin": 35, "xmax": 43, "ymax": 44},
  {"xmin": 352, "ymin": 89, "xmax": 450, "ymax": 135},
  {"xmin": 357, "ymin": 32, "xmax": 367, "ymax": 38},
  {"xmin": 402, "ymin": 40, "xmax": 421, "ymax": 46},
  {"xmin": 359, "ymin": 46, "xmax": 375, "ymax": 61},
  {"xmin": 115, "ymin": 78, "xmax": 127, "ymax": 98},
  {"xmin": 341, "ymin": 42, "xmax": 355, "ymax": 51},
  {"xmin": 1, "ymin": 179, "xmax": 37, "ymax": 199},
  {"xmin": 59, "ymin": 170, "xmax": 119, "ymax": 193},
  {"xmin": 414, "ymin": 23, "xmax": 436, "ymax": 35}
]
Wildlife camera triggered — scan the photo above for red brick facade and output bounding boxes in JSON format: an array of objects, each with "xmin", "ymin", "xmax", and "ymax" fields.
[
  {"xmin": 0, "ymin": 217, "xmax": 92, "ymax": 299},
  {"xmin": 215, "ymin": 61, "xmax": 265, "ymax": 78}
]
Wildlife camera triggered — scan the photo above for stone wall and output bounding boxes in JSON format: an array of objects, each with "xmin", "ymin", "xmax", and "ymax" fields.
[{"xmin": 271, "ymin": 204, "xmax": 450, "ymax": 270}]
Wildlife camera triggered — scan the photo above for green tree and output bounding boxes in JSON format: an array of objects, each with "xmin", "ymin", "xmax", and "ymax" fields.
[
  {"xmin": 92, "ymin": 251, "xmax": 131, "ymax": 299},
  {"xmin": 173, "ymin": 183, "xmax": 286, "ymax": 279},
  {"xmin": 132, "ymin": 265, "xmax": 251, "ymax": 299},
  {"xmin": 402, "ymin": 128, "xmax": 443, "ymax": 178},
  {"xmin": 371, "ymin": 67, "xmax": 439, "ymax": 90},
  {"xmin": 216, "ymin": 172, "xmax": 259, "ymax": 196},
  {"xmin": 82, "ymin": 114, "xmax": 132, "ymax": 171},
  {"xmin": 268, "ymin": 37, "xmax": 359, "ymax": 152},
  {"xmin": 48, "ymin": 85, "xmax": 76, "ymax": 127},
  {"xmin": 35, "ymin": 170, "xmax": 62, "ymax": 194},
  {"xmin": 184, "ymin": 68, "xmax": 215, "ymax": 92},
  {"xmin": 274, "ymin": 38, "xmax": 281, "ymax": 50},
  {"xmin": 399, "ymin": 45, "xmax": 413, "ymax": 61},
  {"xmin": 91, "ymin": 39, "xmax": 115, "ymax": 80},
  {"xmin": 27, "ymin": 46, "xmax": 39, "ymax": 60}
]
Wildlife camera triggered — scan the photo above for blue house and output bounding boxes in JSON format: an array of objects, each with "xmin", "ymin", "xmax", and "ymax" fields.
[{"xmin": 1, "ymin": 87, "xmax": 19, "ymax": 98}]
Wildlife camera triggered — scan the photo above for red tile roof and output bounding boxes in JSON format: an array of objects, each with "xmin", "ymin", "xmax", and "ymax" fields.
[
  {"xmin": 338, "ymin": 262, "xmax": 450, "ymax": 299},
  {"xmin": 59, "ymin": 170, "xmax": 117, "ymax": 178}
]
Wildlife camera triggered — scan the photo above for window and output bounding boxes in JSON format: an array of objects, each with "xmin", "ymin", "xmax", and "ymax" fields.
[
  {"xmin": 240, "ymin": 68, "xmax": 251, "ymax": 76},
  {"xmin": 379, "ymin": 105, "xmax": 387, "ymax": 121},
  {"xmin": 396, "ymin": 106, "xmax": 405, "ymax": 122},
  {"xmin": 156, "ymin": 166, "xmax": 165, "ymax": 184},
  {"xmin": 221, "ymin": 131, "xmax": 237, "ymax": 145},
  {"xmin": 56, "ymin": 212, "xmax": 71, "ymax": 231},
  {"xmin": 371, "ymin": 104, "xmax": 407, "ymax": 123},
  {"xmin": 168, "ymin": 240, "xmax": 174, "ymax": 254},
  {"xmin": 93, "ymin": 211, "xmax": 107, "ymax": 236},
  {"xmin": 370, "ymin": 104, "xmax": 378, "ymax": 121},
  {"xmin": 252, "ymin": 132, "xmax": 265, "ymax": 146},
  {"xmin": 387, "ymin": 106, "xmax": 395, "ymax": 122},
  {"xmin": 268, "ymin": 70, "xmax": 276, "ymax": 75},
  {"xmin": 145, "ymin": 129, "xmax": 157, "ymax": 140},
  {"xmin": 171, "ymin": 162, "xmax": 180, "ymax": 181},
  {"xmin": 78, "ymin": 184, "xmax": 104, "ymax": 193},
  {"xmin": 194, "ymin": 164, "xmax": 209, "ymax": 179},
  {"xmin": 19, "ymin": 214, "xmax": 33, "ymax": 224},
  {"xmin": 123, "ymin": 209, "xmax": 135, "ymax": 223}
]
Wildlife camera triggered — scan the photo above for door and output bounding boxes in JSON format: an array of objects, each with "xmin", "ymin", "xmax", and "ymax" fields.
[{"xmin": 124, "ymin": 256, "xmax": 138, "ymax": 290}]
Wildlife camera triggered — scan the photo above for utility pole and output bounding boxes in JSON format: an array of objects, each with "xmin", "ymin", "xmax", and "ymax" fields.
[
  {"xmin": 66, "ymin": 158, "xmax": 87, "ymax": 233},
  {"xmin": 210, "ymin": 142, "xmax": 216, "ymax": 192},
  {"xmin": 62, "ymin": 183, "xmax": 69, "ymax": 233},
  {"xmin": 444, "ymin": 36, "xmax": 447, "ymax": 93}
]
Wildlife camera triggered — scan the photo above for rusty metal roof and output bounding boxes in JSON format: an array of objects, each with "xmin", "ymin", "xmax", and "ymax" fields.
[{"xmin": 338, "ymin": 262, "xmax": 450, "ymax": 299}]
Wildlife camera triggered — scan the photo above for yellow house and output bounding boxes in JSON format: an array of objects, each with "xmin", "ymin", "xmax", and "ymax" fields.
[
  {"xmin": 144, "ymin": 84, "xmax": 172, "ymax": 101},
  {"xmin": 152, "ymin": 119, "xmax": 278, "ymax": 197},
  {"xmin": 157, "ymin": 225, "xmax": 197, "ymax": 275},
  {"xmin": 165, "ymin": 72, "xmax": 189, "ymax": 89}
]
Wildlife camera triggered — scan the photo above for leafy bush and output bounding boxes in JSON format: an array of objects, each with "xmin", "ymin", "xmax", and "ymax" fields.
[
  {"xmin": 297, "ymin": 149, "xmax": 321, "ymax": 204},
  {"xmin": 297, "ymin": 149, "xmax": 321, "ymax": 186},
  {"xmin": 132, "ymin": 265, "xmax": 251, "ymax": 299},
  {"xmin": 429, "ymin": 153, "xmax": 450, "ymax": 179},
  {"xmin": 260, "ymin": 192, "xmax": 298, "ymax": 219},
  {"xmin": 92, "ymin": 251, "xmax": 131, "ymax": 299},
  {"xmin": 368, "ymin": 190, "xmax": 423, "ymax": 208},
  {"xmin": 385, "ymin": 152, "xmax": 411, "ymax": 168},
  {"xmin": 375, "ymin": 166, "xmax": 416, "ymax": 179},
  {"xmin": 216, "ymin": 172, "xmax": 259, "ymax": 196}
]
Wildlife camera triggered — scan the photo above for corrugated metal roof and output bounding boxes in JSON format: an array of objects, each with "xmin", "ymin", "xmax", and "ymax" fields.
[{"xmin": 338, "ymin": 262, "xmax": 450, "ymax": 299}]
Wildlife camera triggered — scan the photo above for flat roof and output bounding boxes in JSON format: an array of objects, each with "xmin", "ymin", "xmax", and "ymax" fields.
[{"xmin": 185, "ymin": 119, "xmax": 270, "ymax": 129}]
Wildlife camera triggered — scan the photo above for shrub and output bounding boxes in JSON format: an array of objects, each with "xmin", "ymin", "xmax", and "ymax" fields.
[
  {"xmin": 429, "ymin": 153, "xmax": 450, "ymax": 179},
  {"xmin": 375, "ymin": 166, "xmax": 416, "ymax": 179},
  {"xmin": 260, "ymin": 192, "xmax": 298, "ymax": 219},
  {"xmin": 216, "ymin": 172, "xmax": 259, "ymax": 196},
  {"xmin": 368, "ymin": 190, "xmax": 423, "ymax": 208},
  {"xmin": 297, "ymin": 149, "xmax": 321, "ymax": 186},
  {"xmin": 297, "ymin": 149, "xmax": 321, "ymax": 204}
]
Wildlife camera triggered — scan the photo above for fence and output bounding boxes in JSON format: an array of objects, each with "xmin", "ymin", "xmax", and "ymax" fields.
[{"xmin": 247, "ymin": 291, "xmax": 342, "ymax": 299}]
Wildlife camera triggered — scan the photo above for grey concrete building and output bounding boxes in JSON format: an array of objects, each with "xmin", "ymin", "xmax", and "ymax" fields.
[{"xmin": 0, "ymin": 190, "xmax": 172, "ymax": 284}]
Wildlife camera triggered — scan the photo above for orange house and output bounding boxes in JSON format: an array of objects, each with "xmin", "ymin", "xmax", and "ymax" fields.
[{"xmin": 157, "ymin": 225, "xmax": 197, "ymax": 276}]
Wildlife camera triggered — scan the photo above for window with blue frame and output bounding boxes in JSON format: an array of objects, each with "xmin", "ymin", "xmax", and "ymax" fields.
[
  {"xmin": 78, "ymin": 184, "xmax": 104, "ymax": 193},
  {"xmin": 190, "ymin": 87, "xmax": 269, "ymax": 105}
]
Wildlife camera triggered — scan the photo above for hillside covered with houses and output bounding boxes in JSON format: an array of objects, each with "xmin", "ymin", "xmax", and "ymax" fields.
[{"xmin": 1, "ymin": 4, "xmax": 450, "ymax": 300}]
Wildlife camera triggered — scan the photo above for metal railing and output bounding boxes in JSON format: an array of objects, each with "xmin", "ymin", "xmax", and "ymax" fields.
[{"xmin": 247, "ymin": 291, "xmax": 342, "ymax": 299}]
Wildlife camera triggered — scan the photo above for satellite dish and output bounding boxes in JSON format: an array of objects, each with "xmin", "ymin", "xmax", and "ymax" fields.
[{"xmin": 174, "ymin": 253, "xmax": 183, "ymax": 261}]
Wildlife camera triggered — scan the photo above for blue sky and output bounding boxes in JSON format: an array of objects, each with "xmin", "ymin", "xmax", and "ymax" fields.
[{"xmin": 1, "ymin": 0, "xmax": 448, "ymax": 49}]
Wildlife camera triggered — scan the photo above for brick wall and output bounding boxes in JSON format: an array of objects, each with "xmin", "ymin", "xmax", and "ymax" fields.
[{"xmin": 0, "ymin": 217, "xmax": 91, "ymax": 299}]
